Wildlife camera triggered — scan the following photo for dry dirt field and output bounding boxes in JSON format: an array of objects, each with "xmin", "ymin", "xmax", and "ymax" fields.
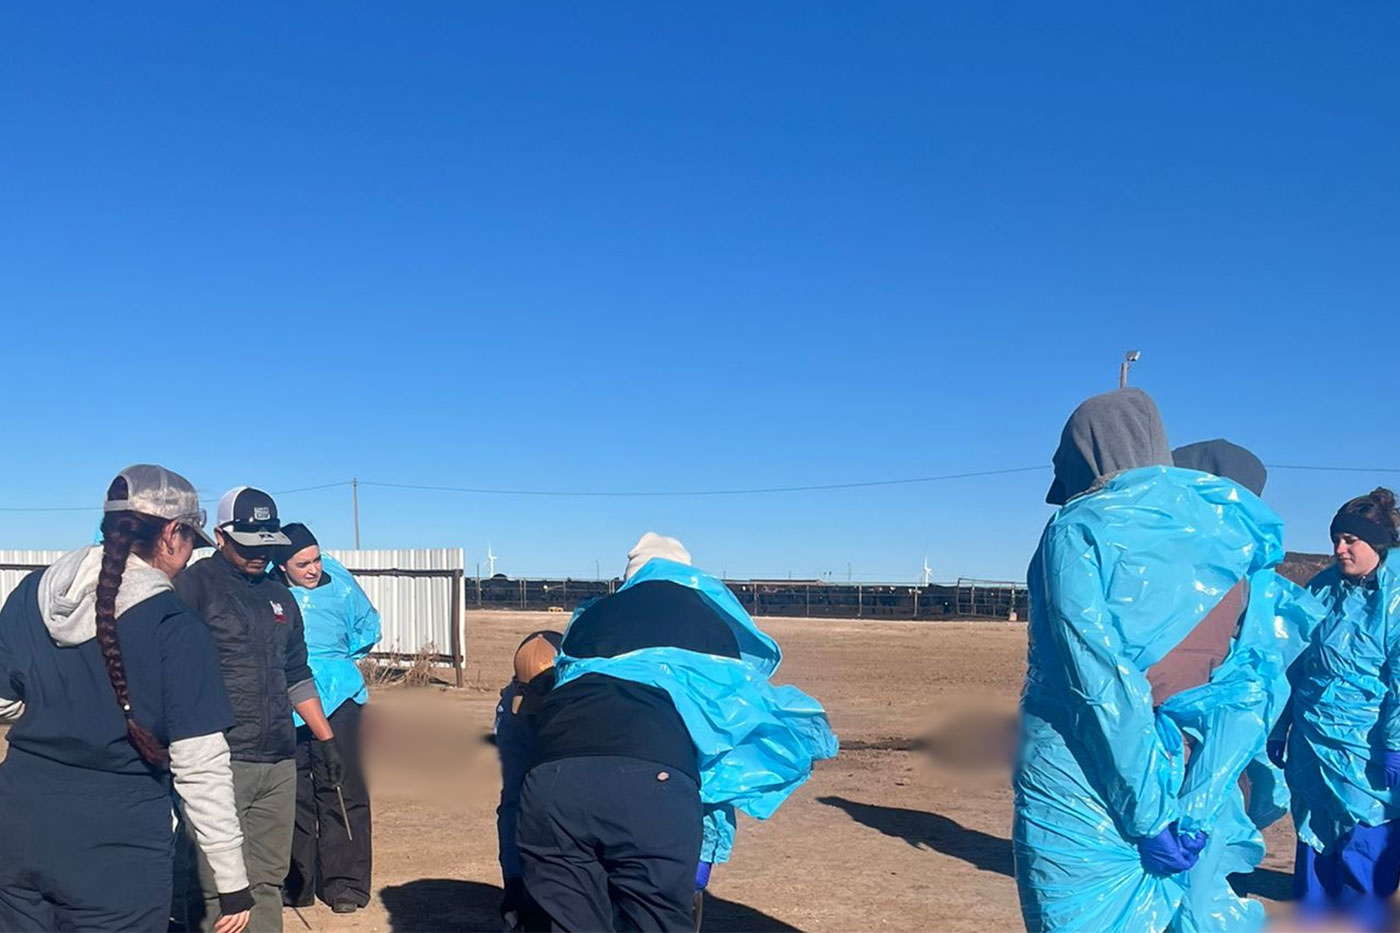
[{"xmin": 1, "ymin": 610, "xmax": 1299, "ymax": 932}]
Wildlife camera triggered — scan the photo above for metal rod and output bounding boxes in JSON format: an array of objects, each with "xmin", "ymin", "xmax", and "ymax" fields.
[{"xmin": 335, "ymin": 784, "xmax": 353, "ymax": 842}]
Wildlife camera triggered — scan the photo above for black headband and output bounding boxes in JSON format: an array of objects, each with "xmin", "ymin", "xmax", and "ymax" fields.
[{"xmin": 1330, "ymin": 511, "xmax": 1397, "ymax": 551}]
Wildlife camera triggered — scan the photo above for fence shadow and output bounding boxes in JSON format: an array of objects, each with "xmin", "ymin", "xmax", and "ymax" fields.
[
  {"xmin": 818, "ymin": 795, "xmax": 1014, "ymax": 876},
  {"xmin": 378, "ymin": 878, "xmax": 801, "ymax": 932}
]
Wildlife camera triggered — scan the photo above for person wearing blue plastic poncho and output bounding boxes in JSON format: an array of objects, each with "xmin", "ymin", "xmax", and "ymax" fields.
[
  {"xmin": 1269, "ymin": 487, "xmax": 1400, "ymax": 914},
  {"xmin": 1014, "ymin": 389, "xmax": 1324, "ymax": 933},
  {"xmin": 517, "ymin": 533, "xmax": 838, "ymax": 932},
  {"xmin": 272, "ymin": 523, "xmax": 381, "ymax": 915}
]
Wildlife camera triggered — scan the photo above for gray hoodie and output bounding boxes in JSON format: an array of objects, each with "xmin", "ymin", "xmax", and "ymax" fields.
[
  {"xmin": 1046, "ymin": 388, "xmax": 1172, "ymax": 506},
  {"xmin": 15, "ymin": 546, "xmax": 252, "ymax": 898},
  {"xmin": 38, "ymin": 546, "xmax": 173, "ymax": 646}
]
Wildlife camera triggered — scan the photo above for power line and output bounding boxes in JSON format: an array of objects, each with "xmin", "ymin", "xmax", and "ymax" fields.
[
  {"xmin": 0, "ymin": 481, "xmax": 353, "ymax": 513},
  {"xmin": 1267, "ymin": 465, "xmax": 1400, "ymax": 474},
  {"xmin": 357, "ymin": 466, "xmax": 1049, "ymax": 498},
  {"xmin": 0, "ymin": 462, "xmax": 1396, "ymax": 512}
]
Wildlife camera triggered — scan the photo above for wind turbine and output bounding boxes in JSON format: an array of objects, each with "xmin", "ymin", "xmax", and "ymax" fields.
[
  {"xmin": 486, "ymin": 545, "xmax": 498, "ymax": 577},
  {"xmin": 921, "ymin": 557, "xmax": 933, "ymax": 586}
]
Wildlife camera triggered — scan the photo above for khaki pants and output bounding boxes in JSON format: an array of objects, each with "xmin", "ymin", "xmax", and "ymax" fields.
[{"xmin": 180, "ymin": 758, "xmax": 298, "ymax": 933}]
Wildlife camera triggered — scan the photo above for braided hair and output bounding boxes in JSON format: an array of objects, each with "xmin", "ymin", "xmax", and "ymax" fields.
[{"xmin": 97, "ymin": 477, "xmax": 177, "ymax": 768}]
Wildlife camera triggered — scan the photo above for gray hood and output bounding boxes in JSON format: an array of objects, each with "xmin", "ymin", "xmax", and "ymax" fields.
[
  {"xmin": 38, "ymin": 546, "xmax": 174, "ymax": 647},
  {"xmin": 1047, "ymin": 388, "xmax": 1171, "ymax": 505}
]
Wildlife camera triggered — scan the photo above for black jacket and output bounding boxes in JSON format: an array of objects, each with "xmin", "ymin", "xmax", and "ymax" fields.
[
  {"xmin": 175, "ymin": 552, "xmax": 315, "ymax": 763},
  {"xmin": 532, "ymin": 581, "xmax": 741, "ymax": 780}
]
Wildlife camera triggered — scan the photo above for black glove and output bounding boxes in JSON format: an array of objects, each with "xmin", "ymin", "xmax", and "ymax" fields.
[
  {"xmin": 500, "ymin": 877, "xmax": 526, "ymax": 920},
  {"xmin": 312, "ymin": 736, "xmax": 347, "ymax": 787}
]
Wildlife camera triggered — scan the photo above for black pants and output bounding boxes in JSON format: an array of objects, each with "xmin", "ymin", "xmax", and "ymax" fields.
[
  {"xmin": 518, "ymin": 756, "xmax": 702, "ymax": 932},
  {"xmin": 284, "ymin": 702, "xmax": 372, "ymax": 908}
]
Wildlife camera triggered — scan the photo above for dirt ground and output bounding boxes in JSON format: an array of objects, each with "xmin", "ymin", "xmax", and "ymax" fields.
[{"xmin": 0, "ymin": 611, "xmax": 1298, "ymax": 932}]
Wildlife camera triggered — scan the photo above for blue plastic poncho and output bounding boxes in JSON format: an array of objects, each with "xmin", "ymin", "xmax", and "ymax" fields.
[
  {"xmin": 553, "ymin": 558, "xmax": 839, "ymax": 864},
  {"xmin": 289, "ymin": 555, "xmax": 381, "ymax": 726},
  {"xmin": 1014, "ymin": 465, "xmax": 1324, "ymax": 933},
  {"xmin": 1284, "ymin": 557, "xmax": 1400, "ymax": 853}
]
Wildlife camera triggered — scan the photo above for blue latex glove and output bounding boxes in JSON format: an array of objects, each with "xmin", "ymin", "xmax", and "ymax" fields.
[
  {"xmin": 1138, "ymin": 824, "xmax": 1208, "ymax": 876},
  {"xmin": 695, "ymin": 862, "xmax": 712, "ymax": 892},
  {"xmin": 1267, "ymin": 739, "xmax": 1287, "ymax": 769},
  {"xmin": 1383, "ymin": 751, "xmax": 1400, "ymax": 788}
]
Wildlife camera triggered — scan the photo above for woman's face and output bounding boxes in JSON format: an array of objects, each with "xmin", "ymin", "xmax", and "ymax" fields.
[
  {"xmin": 1334, "ymin": 533, "xmax": 1381, "ymax": 579},
  {"xmin": 283, "ymin": 545, "xmax": 323, "ymax": 588}
]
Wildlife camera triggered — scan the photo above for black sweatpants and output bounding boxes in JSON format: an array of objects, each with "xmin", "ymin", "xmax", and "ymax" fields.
[
  {"xmin": 518, "ymin": 756, "xmax": 702, "ymax": 933},
  {"xmin": 284, "ymin": 702, "xmax": 372, "ymax": 908}
]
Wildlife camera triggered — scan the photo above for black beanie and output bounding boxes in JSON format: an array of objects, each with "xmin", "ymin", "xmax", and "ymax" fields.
[{"xmin": 275, "ymin": 522, "xmax": 319, "ymax": 566}]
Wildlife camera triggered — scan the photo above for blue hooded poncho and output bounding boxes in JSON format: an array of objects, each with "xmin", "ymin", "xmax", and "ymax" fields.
[{"xmin": 553, "ymin": 557, "xmax": 839, "ymax": 863}]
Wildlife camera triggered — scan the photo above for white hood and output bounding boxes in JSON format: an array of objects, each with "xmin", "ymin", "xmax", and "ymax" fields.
[{"xmin": 38, "ymin": 546, "xmax": 174, "ymax": 647}]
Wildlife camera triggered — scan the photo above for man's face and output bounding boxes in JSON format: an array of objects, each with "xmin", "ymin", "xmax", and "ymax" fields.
[{"xmin": 216, "ymin": 528, "xmax": 275, "ymax": 576}]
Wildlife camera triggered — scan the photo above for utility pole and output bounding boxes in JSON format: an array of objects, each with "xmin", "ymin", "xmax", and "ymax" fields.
[{"xmin": 351, "ymin": 477, "xmax": 361, "ymax": 549}]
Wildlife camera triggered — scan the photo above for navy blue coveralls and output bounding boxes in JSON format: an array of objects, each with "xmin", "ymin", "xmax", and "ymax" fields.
[{"xmin": 0, "ymin": 570, "xmax": 233, "ymax": 932}]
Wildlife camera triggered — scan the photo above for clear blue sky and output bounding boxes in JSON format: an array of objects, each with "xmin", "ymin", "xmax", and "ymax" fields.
[{"xmin": 2, "ymin": 3, "xmax": 1396, "ymax": 581}]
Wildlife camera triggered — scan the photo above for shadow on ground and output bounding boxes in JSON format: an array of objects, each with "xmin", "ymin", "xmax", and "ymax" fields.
[
  {"xmin": 818, "ymin": 795, "xmax": 1014, "ymax": 876},
  {"xmin": 818, "ymin": 795, "xmax": 1295, "ymax": 905},
  {"xmin": 380, "ymin": 878, "xmax": 800, "ymax": 932},
  {"xmin": 1230, "ymin": 867, "xmax": 1292, "ymax": 902}
]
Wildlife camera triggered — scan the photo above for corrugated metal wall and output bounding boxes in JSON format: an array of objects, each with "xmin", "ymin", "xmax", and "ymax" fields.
[
  {"xmin": 0, "ymin": 551, "xmax": 65, "ymax": 608},
  {"xmin": 326, "ymin": 549, "xmax": 464, "ymax": 660},
  {"xmin": 0, "ymin": 548, "xmax": 464, "ymax": 664}
]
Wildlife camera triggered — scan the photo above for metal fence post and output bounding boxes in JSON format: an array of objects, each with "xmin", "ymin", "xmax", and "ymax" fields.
[
  {"xmin": 858, "ymin": 584, "xmax": 863, "ymax": 618},
  {"xmin": 451, "ymin": 569, "xmax": 464, "ymax": 688}
]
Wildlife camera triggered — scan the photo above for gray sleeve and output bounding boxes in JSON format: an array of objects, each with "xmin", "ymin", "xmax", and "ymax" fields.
[
  {"xmin": 287, "ymin": 677, "xmax": 318, "ymax": 707},
  {"xmin": 170, "ymin": 732, "xmax": 249, "ymax": 894},
  {"xmin": 0, "ymin": 698, "xmax": 23, "ymax": 721}
]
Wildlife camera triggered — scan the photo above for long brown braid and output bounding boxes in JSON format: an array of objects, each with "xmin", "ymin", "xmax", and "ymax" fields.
[{"xmin": 97, "ymin": 478, "xmax": 174, "ymax": 768}]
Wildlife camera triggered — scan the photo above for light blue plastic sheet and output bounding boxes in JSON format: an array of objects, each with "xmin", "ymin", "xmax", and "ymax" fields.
[
  {"xmin": 1284, "ymin": 557, "xmax": 1400, "ymax": 853},
  {"xmin": 289, "ymin": 555, "xmax": 381, "ymax": 726},
  {"xmin": 554, "ymin": 558, "xmax": 839, "ymax": 864},
  {"xmin": 1014, "ymin": 466, "xmax": 1325, "ymax": 932}
]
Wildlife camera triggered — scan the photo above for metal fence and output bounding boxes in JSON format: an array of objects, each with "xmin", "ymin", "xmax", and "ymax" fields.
[{"xmin": 470, "ymin": 574, "xmax": 1028, "ymax": 620}]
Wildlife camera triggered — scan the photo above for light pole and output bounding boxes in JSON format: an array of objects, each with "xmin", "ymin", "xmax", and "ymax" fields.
[{"xmin": 1119, "ymin": 350, "xmax": 1141, "ymax": 388}]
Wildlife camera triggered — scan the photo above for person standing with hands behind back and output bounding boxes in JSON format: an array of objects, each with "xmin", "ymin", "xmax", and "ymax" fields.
[
  {"xmin": 175, "ymin": 488, "xmax": 346, "ymax": 933},
  {"xmin": 1271, "ymin": 488, "xmax": 1400, "ymax": 919}
]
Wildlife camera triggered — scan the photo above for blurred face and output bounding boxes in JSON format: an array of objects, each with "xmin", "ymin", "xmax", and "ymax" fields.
[
  {"xmin": 282, "ymin": 545, "xmax": 323, "ymax": 588},
  {"xmin": 149, "ymin": 521, "xmax": 197, "ymax": 579},
  {"xmin": 1334, "ymin": 533, "xmax": 1381, "ymax": 579},
  {"xmin": 216, "ymin": 528, "xmax": 273, "ymax": 577}
]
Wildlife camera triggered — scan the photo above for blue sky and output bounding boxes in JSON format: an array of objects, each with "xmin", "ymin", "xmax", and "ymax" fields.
[{"xmin": 2, "ymin": 3, "xmax": 1396, "ymax": 581}]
